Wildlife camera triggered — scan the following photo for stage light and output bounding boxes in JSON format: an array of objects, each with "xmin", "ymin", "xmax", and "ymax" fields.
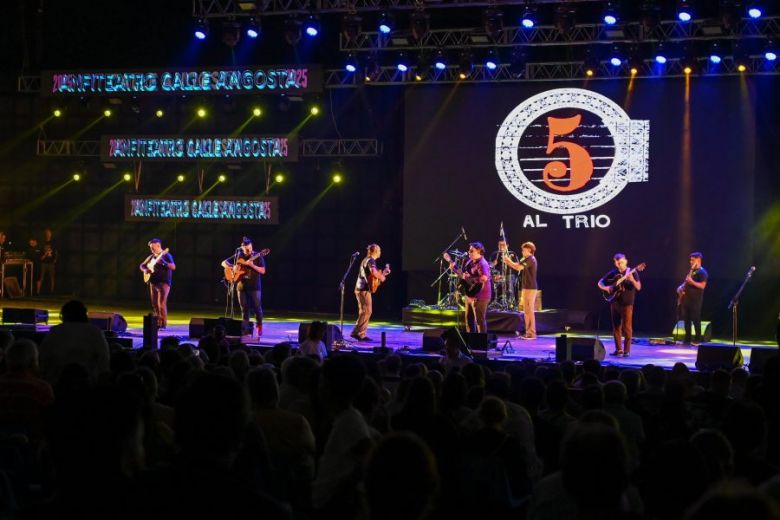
[
  {"xmin": 630, "ymin": 67, "xmax": 638, "ymax": 75},
  {"xmin": 521, "ymin": 5, "xmax": 537, "ymax": 29},
  {"xmin": 655, "ymin": 55, "xmax": 667, "ymax": 64},
  {"xmin": 252, "ymin": 107, "xmax": 262, "ymax": 117},
  {"xmin": 411, "ymin": 10, "xmax": 430, "ymax": 41},
  {"xmin": 73, "ymin": 173, "xmax": 81, "ymax": 181},
  {"xmin": 303, "ymin": 14, "xmax": 320, "ymax": 37},
  {"xmin": 53, "ymin": 109, "xmax": 62, "ymax": 117},
  {"xmin": 603, "ymin": 2, "xmax": 619, "ymax": 25},
  {"xmin": 275, "ymin": 173, "xmax": 285, "ymax": 183},
  {"xmin": 284, "ymin": 16, "xmax": 302, "ymax": 45},
  {"xmin": 485, "ymin": 49, "xmax": 499, "ymax": 71},
  {"xmin": 458, "ymin": 50, "xmax": 474, "ymax": 79},
  {"xmin": 177, "ymin": 174, "xmax": 185, "ymax": 182},
  {"xmin": 197, "ymin": 107, "xmax": 207, "ymax": 118},
  {"xmin": 586, "ymin": 68, "xmax": 594, "ymax": 77},
  {"xmin": 484, "ymin": 8, "xmax": 504, "ymax": 40},
  {"xmin": 684, "ymin": 66, "xmax": 692, "ymax": 74},
  {"xmin": 246, "ymin": 18, "xmax": 260, "ymax": 38},
  {"xmin": 609, "ymin": 45, "xmax": 623, "ymax": 67},
  {"xmin": 737, "ymin": 63, "xmax": 747, "ymax": 72},
  {"xmin": 218, "ymin": 174, "xmax": 227, "ymax": 183},
  {"xmin": 342, "ymin": 13, "xmax": 362, "ymax": 41},
  {"xmin": 764, "ymin": 41, "xmax": 777, "ymax": 61},
  {"xmin": 332, "ymin": 173, "xmax": 342, "ymax": 184},
  {"xmin": 345, "ymin": 53, "xmax": 358, "ymax": 73},
  {"xmin": 310, "ymin": 105, "xmax": 320, "ymax": 116},
  {"xmin": 748, "ymin": 4, "xmax": 762, "ymax": 19},
  {"xmin": 378, "ymin": 12, "xmax": 393, "ymax": 35},
  {"xmin": 610, "ymin": 57, "xmax": 622, "ymax": 66},
  {"xmin": 677, "ymin": 0, "xmax": 692, "ymax": 22},
  {"xmin": 123, "ymin": 173, "xmax": 132, "ymax": 182},
  {"xmin": 434, "ymin": 50, "xmax": 447, "ymax": 71},
  {"xmin": 155, "ymin": 109, "xmax": 164, "ymax": 118},
  {"xmin": 103, "ymin": 109, "xmax": 112, "ymax": 117},
  {"xmin": 396, "ymin": 52, "xmax": 409, "ymax": 72},
  {"xmin": 194, "ymin": 19, "xmax": 208, "ymax": 40}
]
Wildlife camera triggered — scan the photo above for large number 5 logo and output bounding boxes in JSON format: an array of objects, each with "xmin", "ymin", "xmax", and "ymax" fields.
[{"xmin": 542, "ymin": 114, "xmax": 594, "ymax": 192}]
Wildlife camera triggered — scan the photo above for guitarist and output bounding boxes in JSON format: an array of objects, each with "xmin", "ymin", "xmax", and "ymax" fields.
[
  {"xmin": 221, "ymin": 237, "xmax": 266, "ymax": 336},
  {"xmin": 350, "ymin": 244, "xmax": 389, "ymax": 342},
  {"xmin": 598, "ymin": 253, "xmax": 641, "ymax": 357},
  {"xmin": 676, "ymin": 252, "xmax": 708, "ymax": 346},
  {"xmin": 447, "ymin": 242, "xmax": 492, "ymax": 334},
  {"xmin": 139, "ymin": 238, "xmax": 176, "ymax": 329}
]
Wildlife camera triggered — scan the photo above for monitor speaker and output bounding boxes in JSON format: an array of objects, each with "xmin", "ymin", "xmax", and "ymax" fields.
[
  {"xmin": 2, "ymin": 307, "xmax": 48, "ymax": 324},
  {"xmin": 88, "ymin": 312, "xmax": 127, "ymax": 333},
  {"xmin": 672, "ymin": 320, "xmax": 712, "ymax": 342},
  {"xmin": 695, "ymin": 345, "xmax": 744, "ymax": 371},
  {"xmin": 556, "ymin": 335, "xmax": 606, "ymax": 362}
]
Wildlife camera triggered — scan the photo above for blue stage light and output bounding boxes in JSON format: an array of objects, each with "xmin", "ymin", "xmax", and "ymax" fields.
[
  {"xmin": 304, "ymin": 15, "xmax": 320, "ymax": 37},
  {"xmin": 710, "ymin": 54, "xmax": 722, "ymax": 64},
  {"xmin": 378, "ymin": 12, "xmax": 393, "ymax": 34},
  {"xmin": 604, "ymin": 14, "xmax": 617, "ymax": 25},
  {"xmin": 521, "ymin": 6, "xmax": 536, "ymax": 28},
  {"xmin": 748, "ymin": 6, "xmax": 762, "ymax": 19},
  {"xmin": 434, "ymin": 50, "xmax": 447, "ymax": 70},
  {"xmin": 485, "ymin": 50, "xmax": 498, "ymax": 70},
  {"xmin": 397, "ymin": 53, "xmax": 409, "ymax": 72},
  {"xmin": 194, "ymin": 19, "xmax": 208, "ymax": 40},
  {"xmin": 246, "ymin": 18, "xmax": 260, "ymax": 39},
  {"xmin": 766, "ymin": 42, "xmax": 777, "ymax": 61},
  {"xmin": 655, "ymin": 55, "xmax": 667, "ymax": 64},
  {"xmin": 677, "ymin": 1, "xmax": 692, "ymax": 22},
  {"xmin": 345, "ymin": 54, "xmax": 358, "ymax": 73},
  {"xmin": 610, "ymin": 57, "xmax": 622, "ymax": 67}
]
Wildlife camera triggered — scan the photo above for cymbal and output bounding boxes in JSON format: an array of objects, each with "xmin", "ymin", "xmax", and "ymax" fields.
[{"xmin": 447, "ymin": 249, "xmax": 467, "ymax": 257}]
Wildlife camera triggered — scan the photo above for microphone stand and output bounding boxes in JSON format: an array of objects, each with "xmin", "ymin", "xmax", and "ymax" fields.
[
  {"xmin": 432, "ymin": 229, "xmax": 467, "ymax": 308},
  {"xmin": 224, "ymin": 247, "xmax": 242, "ymax": 319},
  {"xmin": 727, "ymin": 267, "xmax": 755, "ymax": 347},
  {"xmin": 337, "ymin": 253, "xmax": 360, "ymax": 347}
]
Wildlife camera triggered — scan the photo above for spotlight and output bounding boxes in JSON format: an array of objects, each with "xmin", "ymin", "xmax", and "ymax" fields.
[
  {"xmin": 411, "ymin": 10, "xmax": 430, "ymax": 41},
  {"xmin": 177, "ymin": 174, "xmax": 185, "ymax": 182},
  {"xmin": 73, "ymin": 173, "xmax": 81, "ymax": 181},
  {"xmin": 103, "ymin": 109, "xmax": 112, "ymax": 117},
  {"xmin": 709, "ymin": 43, "xmax": 722, "ymax": 64},
  {"xmin": 521, "ymin": 5, "xmax": 537, "ymax": 29},
  {"xmin": 603, "ymin": 2, "xmax": 619, "ymax": 25},
  {"xmin": 609, "ymin": 46, "xmax": 623, "ymax": 67},
  {"xmin": 155, "ymin": 109, "xmax": 164, "ymax": 118},
  {"xmin": 332, "ymin": 173, "xmax": 343, "ymax": 184},
  {"xmin": 630, "ymin": 67, "xmax": 638, "ymax": 75},
  {"xmin": 53, "ymin": 109, "xmax": 62, "ymax": 117},
  {"xmin": 484, "ymin": 8, "xmax": 504, "ymax": 40},
  {"xmin": 677, "ymin": 0, "xmax": 692, "ymax": 22},
  {"xmin": 252, "ymin": 107, "xmax": 262, "ymax": 117},
  {"xmin": 310, "ymin": 105, "xmax": 320, "ymax": 116},
  {"xmin": 586, "ymin": 68, "xmax": 594, "ymax": 77},
  {"xmin": 218, "ymin": 174, "xmax": 227, "ymax": 183},
  {"xmin": 684, "ymin": 66, "xmax": 692, "ymax": 74},
  {"xmin": 342, "ymin": 13, "xmax": 362, "ymax": 41},
  {"xmin": 197, "ymin": 107, "xmax": 207, "ymax": 118},
  {"xmin": 275, "ymin": 173, "xmax": 285, "ymax": 183},
  {"xmin": 485, "ymin": 49, "xmax": 499, "ymax": 71},
  {"xmin": 378, "ymin": 12, "xmax": 393, "ymax": 35},
  {"xmin": 123, "ymin": 173, "xmax": 132, "ymax": 182},
  {"xmin": 284, "ymin": 17, "xmax": 302, "ymax": 45},
  {"xmin": 748, "ymin": 4, "xmax": 763, "ymax": 19},
  {"xmin": 655, "ymin": 54, "xmax": 667, "ymax": 64},
  {"xmin": 246, "ymin": 18, "xmax": 260, "ymax": 39},
  {"xmin": 737, "ymin": 64, "xmax": 747, "ymax": 72},
  {"xmin": 345, "ymin": 53, "xmax": 359, "ymax": 73},
  {"xmin": 654, "ymin": 43, "xmax": 667, "ymax": 64},
  {"xmin": 765, "ymin": 41, "xmax": 777, "ymax": 61},
  {"xmin": 396, "ymin": 52, "xmax": 410, "ymax": 72},
  {"xmin": 194, "ymin": 19, "xmax": 208, "ymax": 40},
  {"xmin": 434, "ymin": 50, "xmax": 447, "ymax": 71},
  {"xmin": 303, "ymin": 14, "xmax": 320, "ymax": 37}
]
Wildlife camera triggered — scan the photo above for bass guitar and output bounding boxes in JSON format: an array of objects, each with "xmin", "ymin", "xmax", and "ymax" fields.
[
  {"xmin": 602, "ymin": 262, "xmax": 646, "ymax": 302},
  {"xmin": 443, "ymin": 252, "xmax": 484, "ymax": 298},
  {"xmin": 676, "ymin": 269, "xmax": 694, "ymax": 306},
  {"xmin": 143, "ymin": 248, "xmax": 170, "ymax": 283},
  {"xmin": 368, "ymin": 264, "xmax": 391, "ymax": 294},
  {"xmin": 224, "ymin": 248, "xmax": 270, "ymax": 283}
]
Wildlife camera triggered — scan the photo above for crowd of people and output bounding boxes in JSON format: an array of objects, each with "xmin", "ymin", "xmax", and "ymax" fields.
[{"xmin": 0, "ymin": 300, "xmax": 779, "ymax": 519}]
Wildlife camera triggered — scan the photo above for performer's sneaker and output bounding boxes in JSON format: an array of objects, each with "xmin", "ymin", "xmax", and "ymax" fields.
[
  {"xmin": 358, "ymin": 336, "xmax": 373, "ymax": 342},
  {"xmin": 610, "ymin": 350, "xmax": 624, "ymax": 356},
  {"xmin": 691, "ymin": 342, "xmax": 701, "ymax": 347},
  {"xmin": 256, "ymin": 324, "xmax": 263, "ymax": 336},
  {"xmin": 622, "ymin": 352, "xmax": 631, "ymax": 358}
]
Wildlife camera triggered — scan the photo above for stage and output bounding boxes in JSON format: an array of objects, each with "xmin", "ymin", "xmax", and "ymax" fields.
[{"xmin": 0, "ymin": 298, "xmax": 777, "ymax": 372}]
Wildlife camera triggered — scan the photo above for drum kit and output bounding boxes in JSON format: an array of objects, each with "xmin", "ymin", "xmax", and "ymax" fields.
[{"xmin": 431, "ymin": 248, "xmax": 519, "ymax": 311}]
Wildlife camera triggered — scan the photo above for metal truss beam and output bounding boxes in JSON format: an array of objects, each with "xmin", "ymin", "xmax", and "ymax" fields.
[
  {"xmin": 341, "ymin": 17, "xmax": 780, "ymax": 51},
  {"xmin": 36, "ymin": 139, "xmax": 381, "ymax": 157},
  {"xmin": 193, "ymin": 0, "xmax": 602, "ymax": 18},
  {"xmin": 18, "ymin": 75, "xmax": 41, "ymax": 94}
]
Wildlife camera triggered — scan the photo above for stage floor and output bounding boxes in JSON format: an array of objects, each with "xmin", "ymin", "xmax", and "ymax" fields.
[{"xmin": 1, "ymin": 298, "xmax": 777, "ymax": 371}]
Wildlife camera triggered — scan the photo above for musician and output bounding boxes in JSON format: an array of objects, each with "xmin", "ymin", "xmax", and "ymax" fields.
[
  {"xmin": 598, "ymin": 253, "xmax": 641, "ymax": 357},
  {"xmin": 221, "ymin": 237, "xmax": 266, "ymax": 336},
  {"xmin": 448, "ymin": 242, "xmax": 492, "ymax": 334},
  {"xmin": 350, "ymin": 244, "xmax": 387, "ymax": 342},
  {"xmin": 503, "ymin": 241, "xmax": 538, "ymax": 339},
  {"xmin": 677, "ymin": 252, "xmax": 708, "ymax": 346},
  {"xmin": 139, "ymin": 239, "xmax": 175, "ymax": 329},
  {"xmin": 489, "ymin": 240, "xmax": 518, "ymax": 305},
  {"xmin": 38, "ymin": 228, "xmax": 58, "ymax": 295}
]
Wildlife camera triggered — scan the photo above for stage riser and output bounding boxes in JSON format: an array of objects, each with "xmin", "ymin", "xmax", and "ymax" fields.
[{"xmin": 402, "ymin": 307, "xmax": 566, "ymax": 334}]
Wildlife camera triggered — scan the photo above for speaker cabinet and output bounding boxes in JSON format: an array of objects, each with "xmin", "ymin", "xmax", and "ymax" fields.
[
  {"xmin": 189, "ymin": 317, "xmax": 244, "ymax": 338},
  {"xmin": 2, "ymin": 307, "xmax": 48, "ymax": 324},
  {"xmin": 672, "ymin": 320, "xmax": 713, "ymax": 342},
  {"xmin": 749, "ymin": 348, "xmax": 779, "ymax": 374},
  {"xmin": 695, "ymin": 345, "xmax": 744, "ymax": 371},
  {"xmin": 88, "ymin": 312, "xmax": 127, "ymax": 333},
  {"xmin": 421, "ymin": 328, "xmax": 447, "ymax": 352},
  {"xmin": 462, "ymin": 331, "xmax": 498, "ymax": 350},
  {"xmin": 556, "ymin": 335, "xmax": 606, "ymax": 362},
  {"xmin": 298, "ymin": 322, "xmax": 343, "ymax": 350}
]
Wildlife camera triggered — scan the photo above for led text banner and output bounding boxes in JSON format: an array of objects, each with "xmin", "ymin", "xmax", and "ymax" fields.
[
  {"xmin": 126, "ymin": 195, "xmax": 278, "ymax": 224},
  {"xmin": 42, "ymin": 65, "xmax": 322, "ymax": 96},
  {"xmin": 102, "ymin": 135, "xmax": 297, "ymax": 162}
]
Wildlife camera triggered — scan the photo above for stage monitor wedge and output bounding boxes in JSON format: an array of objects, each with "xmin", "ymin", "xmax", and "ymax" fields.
[
  {"xmin": 672, "ymin": 320, "xmax": 712, "ymax": 343},
  {"xmin": 88, "ymin": 311, "xmax": 127, "ymax": 333},
  {"xmin": 556, "ymin": 335, "xmax": 606, "ymax": 362},
  {"xmin": 2, "ymin": 307, "xmax": 48, "ymax": 325},
  {"xmin": 695, "ymin": 344, "xmax": 744, "ymax": 371}
]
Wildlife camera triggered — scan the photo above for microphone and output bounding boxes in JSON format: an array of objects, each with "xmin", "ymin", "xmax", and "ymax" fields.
[
  {"xmin": 748, "ymin": 266, "xmax": 756, "ymax": 275},
  {"xmin": 352, "ymin": 251, "xmax": 361, "ymax": 257},
  {"xmin": 461, "ymin": 227, "xmax": 468, "ymax": 241}
]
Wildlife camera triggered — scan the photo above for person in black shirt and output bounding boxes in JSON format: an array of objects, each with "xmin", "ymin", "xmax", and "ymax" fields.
[
  {"xmin": 504, "ymin": 241, "xmax": 539, "ymax": 339},
  {"xmin": 139, "ymin": 238, "xmax": 176, "ymax": 329},
  {"xmin": 676, "ymin": 251, "xmax": 708, "ymax": 346},
  {"xmin": 350, "ymin": 244, "xmax": 389, "ymax": 342},
  {"xmin": 221, "ymin": 237, "xmax": 266, "ymax": 336},
  {"xmin": 489, "ymin": 240, "xmax": 518, "ymax": 309},
  {"xmin": 598, "ymin": 253, "xmax": 641, "ymax": 357},
  {"xmin": 38, "ymin": 228, "xmax": 58, "ymax": 295}
]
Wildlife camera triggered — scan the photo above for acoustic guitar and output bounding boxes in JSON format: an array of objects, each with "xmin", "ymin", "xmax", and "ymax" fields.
[
  {"xmin": 142, "ymin": 248, "xmax": 170, "ymax": 283},
  {"xmin": 224, "ymin": 248, "xmax": 270, "ymax": 283},
  {"xmin": 443, "ymin": 252, "xmax": 484, "ymax": 298},
  {"xmin": 368, "ymin": 264, "xmax": 391, "ymax": 294},
  {"xmin": 602, "ymin": 262, "xmax": 646, "ymax": 302}
]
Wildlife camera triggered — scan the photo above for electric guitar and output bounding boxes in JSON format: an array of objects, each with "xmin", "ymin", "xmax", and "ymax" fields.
[
  {"xmin": 368, "ymin": 264, "xmax": 391, "ymax": 294},
  {"xmin": 602, "ymin": 262, "xmax": 646, "ymax": 302},
  {"xmin": 224, "ymin": 248, "xmax": 270, "ymax": 283},
  {"xmin": 142, "ymin": 248, "xmax": 170, "ymax": 283},
  {"xmin": 443, "ymin": 252, "xmax": 484, "ymax": 298}
]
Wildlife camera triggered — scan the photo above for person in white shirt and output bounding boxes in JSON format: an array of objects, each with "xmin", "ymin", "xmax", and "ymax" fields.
[{"xmin": 298, "ymin": 321, "xmax": 328, "ymax": 361}]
